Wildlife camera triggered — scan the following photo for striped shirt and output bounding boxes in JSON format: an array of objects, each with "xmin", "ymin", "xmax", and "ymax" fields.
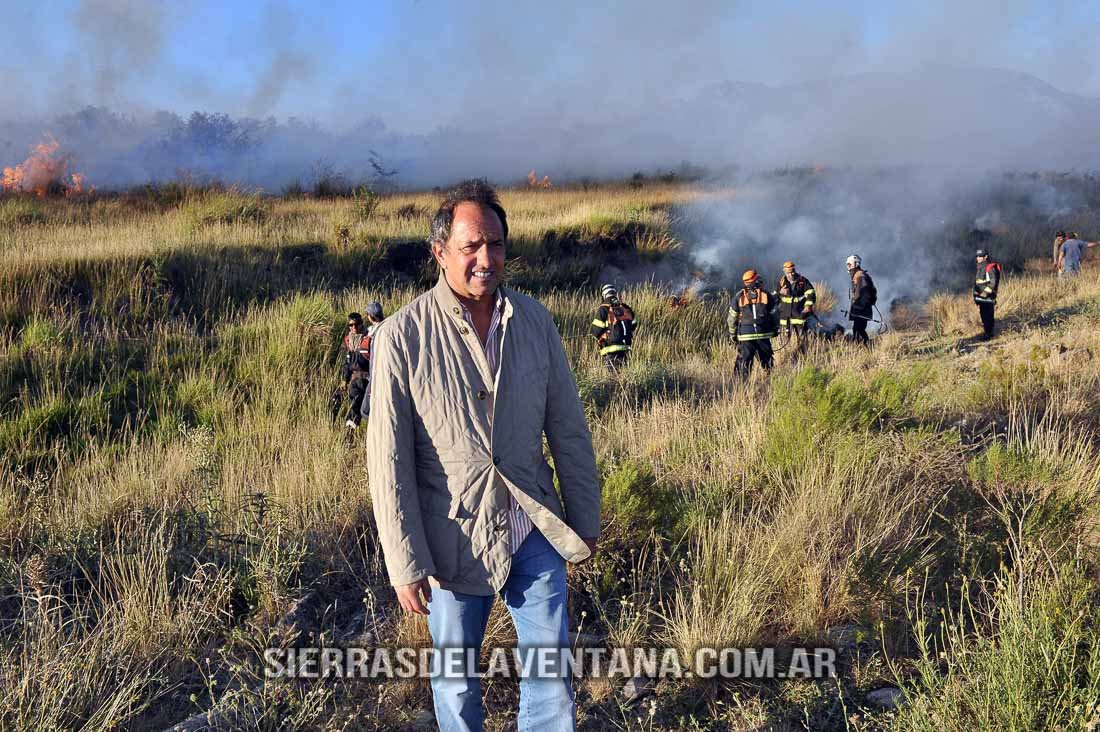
[{"xmin": 460, "ymin": 290, "xmax": 534, "ymax": 555}]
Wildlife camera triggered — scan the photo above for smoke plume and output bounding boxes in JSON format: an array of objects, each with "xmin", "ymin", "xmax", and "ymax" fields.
[{"xmin": 3, "ymin": 1, "xmax": 1100, "ymax": 304}]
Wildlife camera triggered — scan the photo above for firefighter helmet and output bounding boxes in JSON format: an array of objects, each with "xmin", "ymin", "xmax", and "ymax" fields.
[
  {"xmin": 742, "ymin": 269, "xmax": 759, "ymax": 284},
  {"xmin": 600, "ymin": 284, "xmax": 618, "ymax": 300},
  {"xmin": 783, "ymin": 260, "xmax": 795, "ymax": 270},
  {"xmin": 845, "ymin": 254, "xmax": 861, "ymax": 269}
]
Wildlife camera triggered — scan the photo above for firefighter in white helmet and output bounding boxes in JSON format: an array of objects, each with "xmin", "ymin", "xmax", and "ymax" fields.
[
  {"xmin": 845, "ymin": 255, "xmax": 876, "ymax": 345},
  {"xmin": 590, "ymin": 284, "xmax": 637, "ymax": 372}
]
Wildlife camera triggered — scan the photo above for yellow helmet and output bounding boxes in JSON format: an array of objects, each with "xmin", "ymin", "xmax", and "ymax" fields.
[
  {"xmin": 783, "ymin": 260, "xmax": 795, "ymax": 270},
  {"xmin": 742, "ymin": 269, "xmax": 759, "ymax": 284}
]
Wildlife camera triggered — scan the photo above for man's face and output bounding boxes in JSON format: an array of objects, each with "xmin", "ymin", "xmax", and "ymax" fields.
[
  {"xmin": 433, "ymin": 202, "xmax": 506, "ymax": 303},
  {"xmin": 846, "ymin": 261, "xmax": 856, "ymax": 273},
  {"xmin": 784, "ymin": 267, "xmax": 796, "ymax": 281},
  {"xmin": 1056, "ymin": 235, "xmax": 1066, "ymax": 245},
  {"xmin": 348, "ymin": 319, "xmax": 363, "ymax": 334},
  {"xmin": 976, "ymin": 255, "xmax": 987, "ymax": 264}
]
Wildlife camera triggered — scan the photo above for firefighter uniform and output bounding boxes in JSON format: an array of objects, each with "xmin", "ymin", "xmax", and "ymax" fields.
[
  {"xmin": 777, "ymin": 267, "xmax": 816, "ymax": 354},
  {"xmin": 728, "ymin": 280, "xmax": 778, "ymax": 378},
  {"xmin": 591, "ymin": 298, "xmax": 638, "ymax": 371},
  {"xmin": 848, "ymin": 267, "xmax": 876, "ymax": 345},
  {"xmin": 973, "ymin": 253, "xmax": 1001, "ymax": 340}
]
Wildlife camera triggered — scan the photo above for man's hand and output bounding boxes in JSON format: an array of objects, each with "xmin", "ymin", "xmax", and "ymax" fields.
[
  {"xmin": 395, "ymin": 578, "xmax": 433, "ymax": 615},
  {"xmin": 581, "ymin": 537, "xmax": 598, "ymax": 562}
]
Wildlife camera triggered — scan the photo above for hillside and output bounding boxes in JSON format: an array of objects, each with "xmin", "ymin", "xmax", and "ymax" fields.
[{"xmin": 1, "ymin": 183, "xmax": 1098, "ymax": 730}]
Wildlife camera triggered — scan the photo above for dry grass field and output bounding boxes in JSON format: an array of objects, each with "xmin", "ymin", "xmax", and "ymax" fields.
[{"xmin": 1, "ymin": 182, "xmax": 1098, "ymax": 730}]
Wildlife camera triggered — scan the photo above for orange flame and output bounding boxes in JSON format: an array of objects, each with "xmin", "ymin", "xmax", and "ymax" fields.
[
  {"xmin": 526, "ymin": 170, "xmax": 552, "ymax": 189},
  {"xmin": 1, "ymin": 134, "xmax": 92, "ymax": 197}
]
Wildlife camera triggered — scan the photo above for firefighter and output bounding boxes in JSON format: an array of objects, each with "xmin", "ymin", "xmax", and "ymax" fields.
[
  {"xmin": 973, "ymin": 249, "xmax": 1001, "ymax": 340},
  {"xmin": 728, "ymin": 269, "xmax": 778, "ymax": 379},
  {"xmin": 845, "ymin": 254, "xmax": 876, "ymax": 345},
  {"xmin": 776, "ymin": 260, "xmax": 816, "ymax": 352},
  {"xmin": 341, "ymin": 304, "xmax": 383, "ymax": 429},
  {"xmin": 590, "ymin": 284, "xmax": 637, "ymax": 371}
]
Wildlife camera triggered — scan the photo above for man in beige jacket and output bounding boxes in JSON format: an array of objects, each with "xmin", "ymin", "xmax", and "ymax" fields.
[{"xmin": 367, "ymin": 179, "xmax": 600, "ymax": 731}]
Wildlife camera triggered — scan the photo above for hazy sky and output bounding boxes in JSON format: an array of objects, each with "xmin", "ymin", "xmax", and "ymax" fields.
[{"xmin": 2, "ymin": 0, "xmax": 1099, "ymax": 132}]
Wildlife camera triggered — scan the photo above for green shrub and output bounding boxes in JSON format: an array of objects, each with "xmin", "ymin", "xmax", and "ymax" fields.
[
  {"xmin": 895, "ymin": 554, "xmax": 1100, "ymax": 730},
  {"xmin": 19, "ymin": 317, "xmax": 67, "ymax": 352},
  {"xmin": 175, "ymin": 373, "xmax": 221, "ymax": 427},
  {"xmin": 781, "ymin": 365, "xmax": 930, "ymax": 435},
  {"xmin": 601, "ymin": 458, "xmax": 685, "ymax": 540},
  {"xmin": 0, "ymin": 197, "xmax": 46, "ymax": 227},
  {"xmin": 967, "ymin": 441, "xmax": 1061, "ymax": 487},
  {"xmin": 179, "ymin": 190, "xmax": 268, "ymax": 232},
  {"xmin": 353, "ymin": 185, "xmax": 380, "ymax": 222}
]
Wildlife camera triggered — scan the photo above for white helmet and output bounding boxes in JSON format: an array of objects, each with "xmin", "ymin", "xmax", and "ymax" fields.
[
  {"xmin": 845, "ymin": 254, "xmax": 862, "ymax": 269},
  {"xmin": 600, "ymin": 284, "xmax": 618, "ymax": 299}
]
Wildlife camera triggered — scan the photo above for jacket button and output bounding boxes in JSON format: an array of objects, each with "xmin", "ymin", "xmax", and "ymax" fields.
[
  {"xmin": 460, "ymin": 327, "xmax": 469, "ymax": 335},
  {"xmin": 452, "ymin": 307, "xmax": 460, "ymax": 315},
  {"xmin": 477, "ymin": 389, "xmax": 488, "ymax": 400}
]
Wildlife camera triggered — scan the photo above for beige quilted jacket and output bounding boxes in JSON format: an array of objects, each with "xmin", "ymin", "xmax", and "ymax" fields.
[{"xmin": 366, "ymin": 275, "xmax": 601, "ymax": 595}]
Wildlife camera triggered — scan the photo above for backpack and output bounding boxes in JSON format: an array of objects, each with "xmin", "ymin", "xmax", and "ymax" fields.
[
  {"xmin": 861, "ymin": 271, "xmax": 878, "ymax": 307},
  {"xmin": 604, "ymin": 303, "xmax": 635, "ymax": 343}
]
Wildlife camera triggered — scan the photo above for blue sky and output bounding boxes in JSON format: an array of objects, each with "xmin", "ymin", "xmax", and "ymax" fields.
[{"xmin": 2, "ymin": 1, "xmax": 1099, "ymax": 133}]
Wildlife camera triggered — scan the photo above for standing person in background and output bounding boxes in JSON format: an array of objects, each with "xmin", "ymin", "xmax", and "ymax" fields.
[
  {"xmin": 340, "ymin": 312, "xmax": 372, "ymax": 430},
  {"xmin": 728, "ymin": 269, "xmax": 778, "ymax": 378},
  {"xmin": 367, "ymin": 179, "xmax": 600, "ymax": 732},
  {"xmin": 973, "ymin": 249, "xmax": 1001, "ymax": 340},
  {"xmin": 590, "ymin": 284, "xmax": 637, "ymax": 372},
  {"xmin": 775, "ymin": 260, "xmax": 815, "ymax": 355},
  {"xmin": 356, "ymin": 302, "xmax": 385, "ymax": 424},
  {"xmin": 1052, "ymin": 230, "xmax": 1067, "ymax": 273},
  {"xmin": 1057, "ymin": 232, "xmax": 1100, "ymax": 278},
  {"xmin": 845, "ymin": 254, "xmax": 876, "ymax": 345}
]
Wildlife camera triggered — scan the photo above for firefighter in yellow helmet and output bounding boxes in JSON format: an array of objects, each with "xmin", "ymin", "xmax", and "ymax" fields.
[
  {"xmin": 728, "ymin": 269, "xmax": 778, "ymax": 378},
  {"xmin": 776, "ymin": 260, "xmax": 815, "ymax": 354}
]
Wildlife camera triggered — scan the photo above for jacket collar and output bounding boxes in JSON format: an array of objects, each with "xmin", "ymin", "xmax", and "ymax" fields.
[{"xmin": 432, "ymin": 271, "xmax": 512, "ymax": 323}]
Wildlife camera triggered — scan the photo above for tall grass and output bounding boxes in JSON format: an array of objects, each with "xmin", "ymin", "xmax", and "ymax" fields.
[{"xmin": 1, "ymin": 184, "xmax": 1099, "ymax": 728}]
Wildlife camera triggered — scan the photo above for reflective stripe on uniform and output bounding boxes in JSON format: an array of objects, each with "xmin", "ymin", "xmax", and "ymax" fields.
[
  {"xmin": 599, "ymin": 343, "xmax": 631, "ymax": 355},
  {"xmin": 735, "ymin": 332, "xmax": 775, "ymax": 341},
  {"xmin": 591, "ymin": 318, "xmax": 608, "ymax": 328}
]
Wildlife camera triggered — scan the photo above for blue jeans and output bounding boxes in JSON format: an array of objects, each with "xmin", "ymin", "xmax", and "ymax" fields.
[{"xmin": 426, "ymin": 527, "xmax": 575, "ymax": 732}]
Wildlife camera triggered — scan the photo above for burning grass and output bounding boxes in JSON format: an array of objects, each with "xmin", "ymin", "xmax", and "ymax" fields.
[
  {"xmin": 2, "ymin": 135, "xmax": 91, "ymax": 198},
  {"xmin": 1, "ymin": 182, "xmax": 1099, "ymax": 728}
]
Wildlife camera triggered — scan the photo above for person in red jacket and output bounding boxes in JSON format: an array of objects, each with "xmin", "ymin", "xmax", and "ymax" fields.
[
  {"xmin": 341, "ymin": 303, "xmax": 384, "ymax": 429},
  {"xmin": 973, "ymin": 249, "xmax": 1001, "ymax": 340}
]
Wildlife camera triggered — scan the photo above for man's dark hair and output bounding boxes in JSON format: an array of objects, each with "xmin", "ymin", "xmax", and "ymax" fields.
[
  {"xmin": 348, "ymin": 312, "xmax": 363, "ymax": 324},
  {"xmin": 429, "ymin": 178, "xmax": 508, "ymax": 247},
  {"xmin": 1055, "ymin": 230, "xmax": 1067, "ymax": 239}
]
